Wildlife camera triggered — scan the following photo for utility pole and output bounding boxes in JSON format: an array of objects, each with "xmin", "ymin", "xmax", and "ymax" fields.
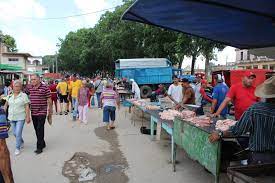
[
  {"xmin": 52, "ymin": 62, "xmax": 55, "ymax": 73},
  {"xmin": 55, "ymin": 52, "xmax": 58, "ymax": 73}
]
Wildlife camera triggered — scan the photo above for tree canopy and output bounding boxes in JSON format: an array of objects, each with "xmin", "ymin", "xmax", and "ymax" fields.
[
  {"xmin": 0, "ymin": 31, "xmax": 17, "ymax": 52},
  {"xmin": 58, "ymin": 1, "xmax": 225, "ymax": 76}
]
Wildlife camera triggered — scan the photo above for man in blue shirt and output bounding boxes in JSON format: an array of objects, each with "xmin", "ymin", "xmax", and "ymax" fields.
[{"xmin": 211, "ymin": 74, "xmax": 229, "ymax": 118}]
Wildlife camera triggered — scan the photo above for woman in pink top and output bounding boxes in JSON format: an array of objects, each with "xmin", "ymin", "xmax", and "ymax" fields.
[{"xmin": 78, "ymin": 80, "xmax": 89, "ymax": 124}]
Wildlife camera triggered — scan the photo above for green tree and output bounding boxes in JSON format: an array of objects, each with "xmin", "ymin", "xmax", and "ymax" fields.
[
  {"xmin": 43, "ymin": 55, "xmax": 56, "ymax": 73},
  {"xmin": 200, "ymin": 41, "xmax": 225, "ymax": 79},
  {"xmin": 176, "ymin": 35, "xmax": 204, "ymax": 75},
  {"xmin": 0, "ymin": 31, "xmax": 17, "ymax": 52}
]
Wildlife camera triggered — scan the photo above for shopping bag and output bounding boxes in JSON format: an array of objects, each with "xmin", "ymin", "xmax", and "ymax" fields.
[{"xmin": 91, "ymin": 96, "xmax": 95, "ymax": 106}]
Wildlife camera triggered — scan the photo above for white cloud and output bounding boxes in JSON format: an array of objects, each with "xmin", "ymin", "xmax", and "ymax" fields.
[
  {"xmin": 0, "ymin": 0, "xmax": 46, "ymax": 22},
  {"xmin": 69, "ymin": 0, "xmax": 122, "ymax": 28},
  {"xmin": 0, "ymin": 0, "xmax": 51, "ymax": 56},
  {"xmin": 16, "ymin": 30, "xmax": 56, "ymax": 56},
  {"xmin": 181, "ymin": 46, "xmax": 236, "ymax": 69}
]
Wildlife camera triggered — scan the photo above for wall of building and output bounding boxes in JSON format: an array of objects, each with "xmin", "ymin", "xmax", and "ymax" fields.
[
  {"xmin": 1, "ymin": 55, "xmax": 27, "ymax": 70},
  {"xmin": 237, "ymin": 61, "xmax": 275, "ymax": 70}
]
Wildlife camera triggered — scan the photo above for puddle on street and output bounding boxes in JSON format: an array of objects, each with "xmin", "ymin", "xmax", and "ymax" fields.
[{"xmin": 62, "ymin": 127, "xmax": 129, "ymax": 183}]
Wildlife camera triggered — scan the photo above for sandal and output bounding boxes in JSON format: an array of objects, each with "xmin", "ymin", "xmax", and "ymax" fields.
[{"xmin": 110, "ymin": 126, "xmax": 116, "ymax": 130}]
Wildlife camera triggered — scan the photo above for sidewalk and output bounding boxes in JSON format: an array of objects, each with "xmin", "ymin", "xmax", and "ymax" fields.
[{"xmin": 6, "ymin": 107, "xmax": 229, "ymax": 183}]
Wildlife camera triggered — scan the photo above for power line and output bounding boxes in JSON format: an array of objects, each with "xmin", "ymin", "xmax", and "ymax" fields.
[{"xmin": 19, "ymin": 5, "xmax": 121, "ymax": 20}]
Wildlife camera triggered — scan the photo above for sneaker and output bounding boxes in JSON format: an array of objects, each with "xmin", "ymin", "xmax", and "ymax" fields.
[
  {"xmin": 60, "ymin": 112, "xmax": 63, "ymax": 115},
  {"xmin": 15, "ymin": 149, "xmax": 20, "ymax": 156},
  {"xmin": 64, "ymin": 112, "xmax": 68, "ymax": 115},
  {"xmin": 73, "ymin": 116, "xmax": 77, "ymax": 121}
]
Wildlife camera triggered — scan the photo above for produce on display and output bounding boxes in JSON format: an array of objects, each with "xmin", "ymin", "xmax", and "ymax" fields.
[{"xmin": 215, "ymin": 119, "xmax": 237, "ymax": 131}]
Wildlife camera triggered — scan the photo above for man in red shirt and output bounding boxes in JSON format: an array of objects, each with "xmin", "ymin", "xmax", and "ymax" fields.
[{"xmin": 214, "ymin": 71, "xmax": 259, "ymax": 120}]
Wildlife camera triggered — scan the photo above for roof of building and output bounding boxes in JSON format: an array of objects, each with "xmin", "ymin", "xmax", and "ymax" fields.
[{"xmin": 2, "ymin": 52, "xmax": 32, "ymax": 57}]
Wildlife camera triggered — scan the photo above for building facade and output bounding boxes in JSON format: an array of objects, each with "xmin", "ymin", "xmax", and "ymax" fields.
[
  {"xmin": 0, "ymin": 42, "xmax": 48, "ymax": 73},
  {"xmin": 236, "ymin": 49, "xmax": 275, "ymax": 70}
]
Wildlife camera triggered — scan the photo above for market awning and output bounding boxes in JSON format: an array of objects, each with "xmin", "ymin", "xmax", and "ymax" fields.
[
  {"xmin": 0, "ymin": 64, "xmax": 23, "ymax": 71},
  {"xmin": 122, "ymin": 0, "xmax": 275, "ymax": 49}
]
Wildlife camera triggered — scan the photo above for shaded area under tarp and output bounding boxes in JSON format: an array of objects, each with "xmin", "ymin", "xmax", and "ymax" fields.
[{"xmin": 122, "ymin": 0, "xmax": 275, "ymax": 49}]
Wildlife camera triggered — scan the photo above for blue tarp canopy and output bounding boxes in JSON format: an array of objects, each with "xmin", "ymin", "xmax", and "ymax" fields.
[{"xmin": 122, "ymin": 0, "xmax": 275, "ymax": 49}]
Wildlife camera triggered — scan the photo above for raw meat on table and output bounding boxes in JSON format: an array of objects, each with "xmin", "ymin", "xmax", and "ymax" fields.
[
  {"xmin": 187, "ymin": 116, "xmax": 212, "ymax": 127},
  {"xmin": 181, "ymin": 110, "xmax": 196, "ymax": 119},
  {"xmin": 159, "ymin": 109, "xmax": 182, "ymax": 121},
  {"xmin": 215, "ymin": 119, "xmax": 237, "ymax": 131}
]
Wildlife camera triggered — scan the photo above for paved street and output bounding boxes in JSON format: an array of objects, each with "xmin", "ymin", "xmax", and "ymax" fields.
[{"xmin": 7, "ymin": 107, "xmax": 229, "ymax": 183}]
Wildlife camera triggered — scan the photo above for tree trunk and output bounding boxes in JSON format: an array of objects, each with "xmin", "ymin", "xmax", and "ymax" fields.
[
  {"xmin": 178, "ymin": 59, "xmax": 182, "ymax": 69},
  {"xmin": 205, "ymin": 55, "xmax": 210, "ymax": 80},
  {"xmin": 191, "ymin": 55, "xmax": 196, "ymax": 75}
]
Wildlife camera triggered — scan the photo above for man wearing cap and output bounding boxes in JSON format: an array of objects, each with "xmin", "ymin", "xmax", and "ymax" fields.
[
  {"xmin": 211, "ymin": 74, "xmax": 229, "ymax": 118},
  {"xmin": 213, "ymin": 71, "xmax": 259, "ymax": 120},
  {"xmin": 210, "ymin": 76, "xmax": 275, "ymax": 164}
]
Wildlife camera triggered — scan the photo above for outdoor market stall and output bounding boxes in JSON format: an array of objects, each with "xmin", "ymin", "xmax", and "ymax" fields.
[{"xmin": 124, "ymin": 98, "xmax": 241, "ymax": 183}]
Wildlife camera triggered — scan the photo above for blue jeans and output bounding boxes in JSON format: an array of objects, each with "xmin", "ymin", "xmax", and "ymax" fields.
[
  {"xmin": 103, "ymin": 106, "xmax": 116, "ymax": 123},
  {"xmin": 96, "ymin": 92, "xmax": 102, "ymax": 108},
  {"xmin": 10, "ymin": 120, "xmax": 25, "ymax": 150},
  {"xmin": 72, "ymin": 97, "xmax": 78, "ymax": 118}
]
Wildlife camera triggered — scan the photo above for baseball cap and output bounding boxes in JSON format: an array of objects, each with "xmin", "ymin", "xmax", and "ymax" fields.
[
  {"xmin": 244, "ymin": 71, "xmax": 256, "ymax": 78},
  {"xmin": 181, "ymin": 78, "xmax": 190, "ymax": 83}
]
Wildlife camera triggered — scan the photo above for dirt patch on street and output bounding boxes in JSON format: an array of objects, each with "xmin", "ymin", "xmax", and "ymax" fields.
[{"xmin": 62, "ymin": 127, "xmax": 129, "ymax": 183}]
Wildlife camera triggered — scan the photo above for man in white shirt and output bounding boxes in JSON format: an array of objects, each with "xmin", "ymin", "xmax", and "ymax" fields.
[
  {"xmin": 194, "ymin": 75, "xmax": 202, "ymax": 106},
  {"xmin": 168, "ymin": 77, "xmax": 183, "ymax": 104},
  {"xmin": 130, "ymin": 79, "xmax": 141, "ymax": 99}
]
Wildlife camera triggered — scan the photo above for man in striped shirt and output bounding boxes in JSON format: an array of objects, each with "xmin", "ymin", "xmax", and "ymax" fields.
[
  {"xmin": 26, "ymin": 74, "xmax": 52, "ymax": 154},
  {"xmin": 100, "ymin": 82, "xmax": 120, "ymax": 130},
  {"xmin": 210, "ymin": 76, "xmax": 275, "ymax": 164}
]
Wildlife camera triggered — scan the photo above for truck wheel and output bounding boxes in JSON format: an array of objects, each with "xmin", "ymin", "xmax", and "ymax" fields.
[{"xmin": 140, "ymin": 85, "xmax": 152, "ymax": 98}]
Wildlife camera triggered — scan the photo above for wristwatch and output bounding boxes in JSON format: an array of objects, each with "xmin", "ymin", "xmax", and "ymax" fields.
[{"xmin": 218, "ymin": 131, "xmax": 223, "ymax": 138}]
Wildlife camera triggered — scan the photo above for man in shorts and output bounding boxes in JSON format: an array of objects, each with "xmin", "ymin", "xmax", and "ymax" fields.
[{"xmin": 56, "ymin": 77, "xmax": 69, "ymax": 115}]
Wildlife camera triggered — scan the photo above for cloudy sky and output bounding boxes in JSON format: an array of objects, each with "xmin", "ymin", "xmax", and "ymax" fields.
[{"xmin": 0, "ymin": 0, "xmax": 236, "ymax": 68}]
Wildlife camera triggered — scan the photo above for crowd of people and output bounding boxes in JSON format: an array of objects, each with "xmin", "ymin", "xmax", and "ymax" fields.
[
  {"xmin": 0, "ymin": 71, "xmax": 274, "ymax": 182},
  {"xmin": 159, "ymin": 72, "xmax": 275, "ymax": 166},
  {"xmin": 0, "ymin": 73, "xmax": 121, "ymax": 182}
]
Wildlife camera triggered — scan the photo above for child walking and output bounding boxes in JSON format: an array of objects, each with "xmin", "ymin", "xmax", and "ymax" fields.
[
  {"xmin": 100, "ymin": 82, "xmax": 120, "ymax": 130},
  {"xmin": 78, "ymin": 80, "xmax": 89, "ymax": 124}
]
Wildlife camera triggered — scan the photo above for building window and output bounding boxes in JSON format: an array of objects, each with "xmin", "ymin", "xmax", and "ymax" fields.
[
  {"xmin": 8, "ymin": 58, "xmax": 19, "ymax": 62},
  {"xmin": 246, "ymin": 66, "xmax": 252, "ymax": 69},
  {"xmin": 240, "ymin": 52, "xmax": 243, "ymax": 60},
  {"xmin": 253, "ymin": 65, "xmax": 258, "ymax": 69},
  {"xmin": 270, "ymin": 65, "xmax": 275, "ymax": 70},
  {"xmin": 263, "ymin": 65, "xmax": 268, "ymax": 69}
]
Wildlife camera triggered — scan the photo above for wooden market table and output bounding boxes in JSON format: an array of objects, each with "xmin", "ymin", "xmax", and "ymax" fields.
[
  {"xmin": 173, "ymin": 117, "xmax": 222, "ymax": 183},
  {"xmin": 148, "ymin": 110, "xmax": 175, "ymax": 171},
  {"xmin": 118, "ymin": 90, "xmax": 134, "ymax": 102}
]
